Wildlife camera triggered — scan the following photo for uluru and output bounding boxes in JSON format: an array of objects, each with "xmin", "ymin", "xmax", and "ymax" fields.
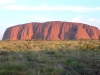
[{"xmin": 2, "ymin": 21, "xmax": 100, "ymax": 40}]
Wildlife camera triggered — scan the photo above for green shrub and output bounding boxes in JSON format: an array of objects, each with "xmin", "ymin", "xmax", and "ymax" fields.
[{"xmin": 0, "ymin": 64, "xmax": 28, "ymax": 75}]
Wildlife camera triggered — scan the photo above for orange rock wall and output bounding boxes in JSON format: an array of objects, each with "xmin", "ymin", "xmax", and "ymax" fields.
[{"xmin": 3, "ymin": 21, "xmax": 100, "ymax": 40}]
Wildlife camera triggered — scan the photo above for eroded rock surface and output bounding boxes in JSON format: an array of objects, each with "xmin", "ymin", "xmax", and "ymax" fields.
[{"xmin": 2, "ymin": 21, "xmax": 100, "ymax": 40}]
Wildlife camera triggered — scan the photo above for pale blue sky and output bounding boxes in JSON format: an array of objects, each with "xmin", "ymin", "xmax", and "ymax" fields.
[{"xmin": 0, "ymin": 0, "xmax": 100, "ymax": 40}]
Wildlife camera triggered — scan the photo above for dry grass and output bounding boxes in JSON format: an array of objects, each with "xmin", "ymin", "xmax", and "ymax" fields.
[
  {"xmin": 0, "ymin": 40, "xmax": 100, "ymax": 75},
  {"xmin": 0, "ymin": 40, "xmax": 100, "ymax": 51}
]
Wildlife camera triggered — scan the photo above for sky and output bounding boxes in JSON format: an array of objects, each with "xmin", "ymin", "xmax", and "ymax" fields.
[{"xmin": 0, "ymin": 0, "xmax": 100, "ymax": 40}]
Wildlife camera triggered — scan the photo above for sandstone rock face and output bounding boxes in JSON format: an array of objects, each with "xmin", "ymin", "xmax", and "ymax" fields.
[{"xmin": 2, "ymin": 21, "xmax": 100, "ymax": 40}]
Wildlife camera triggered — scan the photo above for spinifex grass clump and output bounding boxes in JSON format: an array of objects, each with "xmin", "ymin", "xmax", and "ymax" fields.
[
  {"xmin": 79, "ymin": 41, "xmax": 97, "ymax": 50},
  {"xmin": 0, "ymin": 64, "xmax": 27, "ymax": 75},
  {"xmin": 0, "ymin": 52, "xmax": 33, "ymax": 75}
]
